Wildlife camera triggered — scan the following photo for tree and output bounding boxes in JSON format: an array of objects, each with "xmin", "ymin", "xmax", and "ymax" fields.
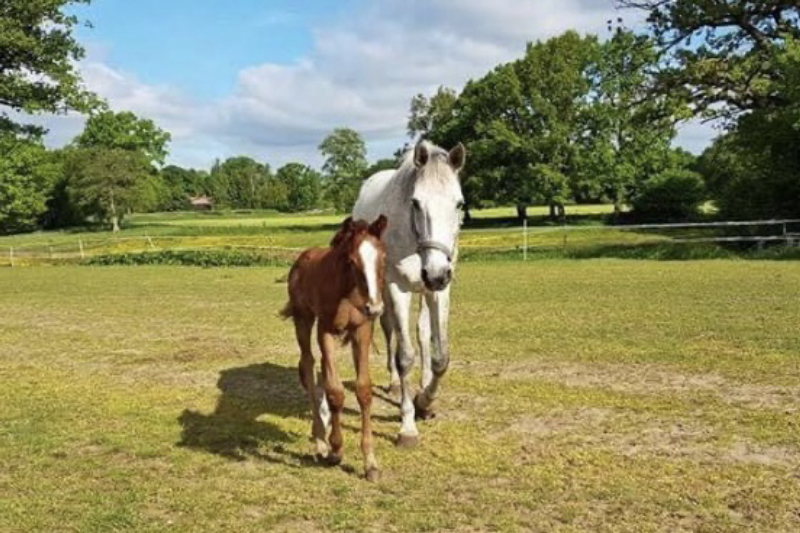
[
  {"xmin": 578, "ymin": 30, "xmax": 678, "ymax": 214},
  {"xmin": 407, "ymin": 87, "xmax": 458, "ymax": 140},
  {"xmin": 0, "ymin": 135, "xmax": 60, "ymax": 233},
  {"xmin": 616, "ymin": 0, "xmax": 800, "ymax": 118},
  {"xmin": 0, "ymin": 0, "xmax": 97, "ymax": 137},
  {"xmin": 440, "ymin": 32, "xmax": 599, "ymax": 222},
  {"xmin": 74, "ymin": 111, "xmax": 171, "ymax": 165},
  {"xmin": 630, "ymin": 168, "xmax": 706, "ymax": 221},
  {"xmin": 64, "ymin": 148, "xmax": 151, "ymax": 231},
  {"xmin": 206, "ymin": 156, "xmax": 276, "ymax": 209},
  {"xmin": 319, "ymin": 128, "xmax": 368, "ymax": 212},
  {"xmin": 276, "ymin": 163, "xmax": 322, "ymax": 212},
  {"xmin": 160, "ymin": 165, "xmax": 206, "ymax": 210}
]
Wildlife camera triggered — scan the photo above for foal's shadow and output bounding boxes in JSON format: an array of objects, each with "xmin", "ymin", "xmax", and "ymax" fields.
[
  {"xmin": 176, "ymin": 362, "xmax": 399, "ymax": 467},
  {"xmin": 177, "ymin": 362, "xmax": 318, "ymax": 466}
]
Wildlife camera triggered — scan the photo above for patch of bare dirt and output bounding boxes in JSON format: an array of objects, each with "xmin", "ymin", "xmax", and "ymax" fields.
[
  {"xmin": 456, "ymin": 360, "xmax": 800, "ymax": 412},
  {"xmin": 506, "ymin": 408, "xmax": 800, "ymax": 468}
]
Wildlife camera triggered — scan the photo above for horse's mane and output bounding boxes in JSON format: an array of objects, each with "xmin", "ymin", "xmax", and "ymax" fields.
[
  {"xmin": 394, "ymin": 140, "xmax": 456, "ymax": 199},
  {"xmin": 330, "ymin": 218, "xmax": 371, "ymax": 249}
]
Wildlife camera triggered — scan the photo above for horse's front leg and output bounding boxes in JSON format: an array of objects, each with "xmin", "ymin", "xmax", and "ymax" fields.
[
  {"xmin": 417, "ymin": 295, "xmax": 433, "ymax": 392},
  {"xmin": 351, "ymin": 322, "xmax": 379, "ymax": 481},
  {"xmin": 317, "ymin": 324, "xmax": 345, "ymax": 465},
  {"xmin": 388, "ymin": 282, "xmax": 419, "ymax": 447},
  {"xmin": 415, "ymin": 285, "xmax": 451, "ymax": 418}
]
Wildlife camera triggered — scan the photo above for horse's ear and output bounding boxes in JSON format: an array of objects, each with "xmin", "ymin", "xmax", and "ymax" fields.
[
  {"xmin": 369, "ymin": 214, "xmax": 388, "ymax": 239},
  {"xmin": 330, "ymin": 216, "xmax": 355, "ymax": 247},
  {"xmin": 414, "ymin": 141, "xmax": 429, "ymax": 168},
  {"xmin": 448, "ymin": 143, "xmax": 466, "ymax": 172}
]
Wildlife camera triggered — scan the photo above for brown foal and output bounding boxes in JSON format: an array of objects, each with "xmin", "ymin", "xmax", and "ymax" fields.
[{"xmin": 282, "ymin": 215, "xmax": 388, "ymax": 481}]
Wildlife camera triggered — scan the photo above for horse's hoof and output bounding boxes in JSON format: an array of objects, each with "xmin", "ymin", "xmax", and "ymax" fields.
[
  {"xmin": 365, "ymin": 467, "xmax": 380, "ymax": 483},
  {"xmin": 395, "ymin": 433, "xmax": 419, "ymax": 448},
  {"xmin": 413, "ymin": 394, "xmax": 436, "ymax": 420}
]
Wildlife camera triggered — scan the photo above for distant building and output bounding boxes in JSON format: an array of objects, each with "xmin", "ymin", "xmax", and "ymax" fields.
[{"xmin": 189, "ymin": 195, "xmax": 213, "ymax": 211}]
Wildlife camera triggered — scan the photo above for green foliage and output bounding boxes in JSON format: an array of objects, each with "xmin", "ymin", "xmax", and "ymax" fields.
[
  {"xmin": 276, "ymin": 163, "xmax": 322, "ymax": 212},
  {"xmin": 160, "ymin": 165, "xmax": 208, "ymax": 210},
  {"xmin": 74, "ymin": 111, "xmax": 171, "ymax": 165},
  {"xmin": 630, "ymin": 169, "xmax": 706, "ymax": 221},
  {"xmin": 85, "ymin": 249, "xmax": 280, "ymax": 267},
  {"xmin": 318, "ymin": 128, "xmax": 368, "ymax": 212},
  {"xmin": 617, "ymin": 1, "xmax": 799, "ymax": 118},
  {"xmin": 407, "ymin": 86, "xmax": 458, "ymax": 139},
  {"xmin": 63, "ymin": 147, "xmax": 151, "ymax": 231},
  {"xmin": 0, "ymin": 0, "xmax": 98, "ymax": 136},
  {"xmin": 0, "ymin": 135, "xmax": 61, "ymax": 233},
  {"xmin": 207, "ymin": 156, "xmax": 284, "ymax": 210}
]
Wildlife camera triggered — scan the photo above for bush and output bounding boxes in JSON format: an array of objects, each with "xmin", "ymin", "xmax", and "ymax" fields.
[
  {"xmin": 631, "ymin": 169, "xmax": 706, "ymax": 222},
  {"xmin": 85, "ymin": 249, "xmax": 292, "ymax": 267}
]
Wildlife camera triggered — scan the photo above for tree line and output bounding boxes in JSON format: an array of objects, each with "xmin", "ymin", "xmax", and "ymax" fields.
[{"xmin": 2, "ymin": 1, "xmax": 800, "ymax": 234}]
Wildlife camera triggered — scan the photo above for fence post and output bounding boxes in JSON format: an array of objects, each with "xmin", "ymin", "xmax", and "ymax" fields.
[
  {"xmin": 79, "ymin": 239, "xmax": 85, "ymax": 259},
  {"xmin": 562, "ymin": 220, "xmax": 568, "ymax": 254},
  {"xmin": 523, "ymin": 218, "xmax": 528, "ymax": 261},
  {"xmin": 146, "ymin": 234, "xmax": 155, "ymax": 250},
  {"xmin": 49, "ymin": 246, "xmax": 54, "ymax": 260},
  {"xmin": 9, "ymin": 246, "xmax": 13, "ymax": 267}
]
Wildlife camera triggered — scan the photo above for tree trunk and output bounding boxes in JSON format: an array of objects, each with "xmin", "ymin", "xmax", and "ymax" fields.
[
  {"xmin": 516, "ymin": 204, "xmax": 527, "ymax": 223},
  {"xmin": 109, "ymin": 188, "xmax": 120, "ymax": 233},
  {"xmin": 549, "ymin": 203, "xmax": 557, "ymax": 221},
  {"xmin": 463, "ymin": 206, "xmax": 472, "ymax": 224}
]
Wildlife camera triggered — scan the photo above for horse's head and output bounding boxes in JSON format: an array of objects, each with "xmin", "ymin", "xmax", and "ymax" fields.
[
  {"xmin": 410, "ymin": 140, "xmax": 466, "ymax": 291},
  {"xmin": 331, "ymin": 215, "xmax": 388, "ymax": 318}
]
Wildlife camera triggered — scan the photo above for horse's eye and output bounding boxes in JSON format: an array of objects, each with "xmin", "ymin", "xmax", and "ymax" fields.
[
  {"xmin": 456, "ymin": 201, "xmax": 464, "ymax": 210},
  {"xmin": 411, "ymin": 198, "xmax": 421, "ymax": 210}
]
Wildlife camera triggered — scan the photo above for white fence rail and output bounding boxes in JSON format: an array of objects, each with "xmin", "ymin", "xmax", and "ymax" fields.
[{"xmin": 2, "ymin": 218, "xmax": 800, "ymax": 266}]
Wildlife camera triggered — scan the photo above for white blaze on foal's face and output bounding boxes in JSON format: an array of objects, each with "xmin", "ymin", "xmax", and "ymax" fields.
[{"xmin": 358, "ymin": 239, "xmax": 383, "ymax": 316}]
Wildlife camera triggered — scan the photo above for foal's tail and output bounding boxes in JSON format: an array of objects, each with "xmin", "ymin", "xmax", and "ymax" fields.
[{"xmin": 279, "ymin": 302, "xmax": 294, "ymax": 320}]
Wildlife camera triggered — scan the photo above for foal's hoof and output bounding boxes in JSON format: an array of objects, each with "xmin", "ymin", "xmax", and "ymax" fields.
[
  {"xmin": 365, "ymin": 467, "xmax": 381, "ymax": 483},
  {"xmin": 315, "ymin": 453, "xmax": 342, "ymax": 466},
  {"xmin": 395, "ymin": 433, "xmax": 419, "ymax": 448},
  {"xmin": 413, "ymin": 394, "xmax": 436, "ymax": 420}
]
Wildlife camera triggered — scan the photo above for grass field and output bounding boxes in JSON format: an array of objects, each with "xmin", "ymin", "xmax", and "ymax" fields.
[{"xmin": 2, "ymin": 262, "xmax": 800, "ymax": 532}]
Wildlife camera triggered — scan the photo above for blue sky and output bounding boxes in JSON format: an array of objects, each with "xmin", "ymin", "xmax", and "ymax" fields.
[{"xmin": 37, "ymin": 0, "xmax": 717, "ymax": 169}]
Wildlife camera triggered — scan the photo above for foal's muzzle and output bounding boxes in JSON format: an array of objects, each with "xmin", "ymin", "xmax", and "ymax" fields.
[{"xmin": 364, "ymin": 302, "xmax": 384, "ymax": 318}]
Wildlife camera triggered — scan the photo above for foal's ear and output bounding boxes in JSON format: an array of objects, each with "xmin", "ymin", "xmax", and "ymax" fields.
[
  {"xmin": 369, "ymin": 214, "xmax": 388, "ymax": 239},
  {"xmin": 448, "ymin": 143, "xmax": 466, "ymax": 172},
  {"xmin": 414, "ymin": 141, "xmax": 429, "ymax": 168},
  {"xmin": 330, "ymin": 216, "xmax": 355, "ymax": 246}
]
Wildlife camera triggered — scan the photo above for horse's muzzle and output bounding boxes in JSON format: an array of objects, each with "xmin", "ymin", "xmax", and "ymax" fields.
[{"xmin": 422, "ymin": 268, "xmax": 452, "ymax": 292}]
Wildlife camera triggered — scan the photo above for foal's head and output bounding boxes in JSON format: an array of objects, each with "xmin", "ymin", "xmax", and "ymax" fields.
[{"xmin": 331, "ymin": 215, "xmax": 388, "ymax": 318}]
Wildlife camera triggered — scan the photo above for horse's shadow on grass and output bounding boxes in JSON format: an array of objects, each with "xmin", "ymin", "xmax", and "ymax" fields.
[{"xmin": 176, "ymin": 361, "xmax": 397, "ymax": 471}]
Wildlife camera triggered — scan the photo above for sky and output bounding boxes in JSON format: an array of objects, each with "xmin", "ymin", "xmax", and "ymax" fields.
[{"xmin": 30, "ymin": 0, "xmax": 720, "ymax": 170}]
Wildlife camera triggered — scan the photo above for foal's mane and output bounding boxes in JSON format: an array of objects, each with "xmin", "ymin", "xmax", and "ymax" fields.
[{"xmin": 330, "ymin": 217, "xmax": 371, "ymax": 250}]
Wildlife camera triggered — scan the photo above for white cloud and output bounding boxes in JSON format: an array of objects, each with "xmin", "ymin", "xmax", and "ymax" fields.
[{"xmin": 31, "ymin": 0, "xmax": 708, "ymax": 170}]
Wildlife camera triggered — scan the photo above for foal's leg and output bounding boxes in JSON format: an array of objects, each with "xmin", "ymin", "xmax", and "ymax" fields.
[
  {"xmin": 294, "ymin": 316, "xmax": 328, "ymax": 459},
  {"xmin": 388, "ymin": 282, "xmax": 419, "ymax": 447},
  {"xmin": 380, "ymin": 295, "xmax": 400, "ymax": 396},
  {"xmin": 352, "ymin": 323, "xmax": 379, "ymax": 481},
  {"xmin": 317, "ymin": 324, "xmax": 345, "ymax": 465},
  {"xmin": 415, "ymin": 286, "xmax": 451, "ymax": 417},
  {"xmin": 417, "ymin": 295, "xmax": 433, "ymax": 392}
]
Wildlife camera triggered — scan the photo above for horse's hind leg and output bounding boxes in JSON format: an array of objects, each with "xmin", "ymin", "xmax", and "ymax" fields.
[
  {"xmin": 294, "ymin": 315, "xmax": 328, "ymax": 459},
  {"xmin": 318, "ymin": 324, "xmax": 345, "ymax": 465},
  {"xmin": 380, "ymin": 295, "xmax": 400, "ymax": 396},
  {"xmin": 352, "ymin": 323, "xmax": 379, "ymax": 481}
]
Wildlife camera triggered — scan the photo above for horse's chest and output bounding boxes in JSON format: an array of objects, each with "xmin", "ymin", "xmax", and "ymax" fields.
[{"xmin": 333, "ymin": 300, "xmax": 365, "ymax": 331}]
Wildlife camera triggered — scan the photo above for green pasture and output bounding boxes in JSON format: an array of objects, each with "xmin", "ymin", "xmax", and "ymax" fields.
[{"xmin": 2, "ymin": 262, "xmax": 800, "ymax": 532}]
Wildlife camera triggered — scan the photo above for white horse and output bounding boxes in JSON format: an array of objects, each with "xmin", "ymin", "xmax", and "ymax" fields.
[{"xmin": 353, "ymin": 140, "xmax": 465, "ymax": 446}]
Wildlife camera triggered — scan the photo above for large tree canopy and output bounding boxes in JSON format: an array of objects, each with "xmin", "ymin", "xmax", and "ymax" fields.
[
  {"xmin": 0, "ymin": 0, "xmax": 97, "ymax": 136},
  {"xmin": 318, "ymin": 127, "xmax": 368, "ymax": 212},
  {"xmin": 74, "ymin": 111, "xmax": 171, "ymax": 165},
  {"xmin": 617, "ymin": 0, "xmax": 800, "ymax": 117}
]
